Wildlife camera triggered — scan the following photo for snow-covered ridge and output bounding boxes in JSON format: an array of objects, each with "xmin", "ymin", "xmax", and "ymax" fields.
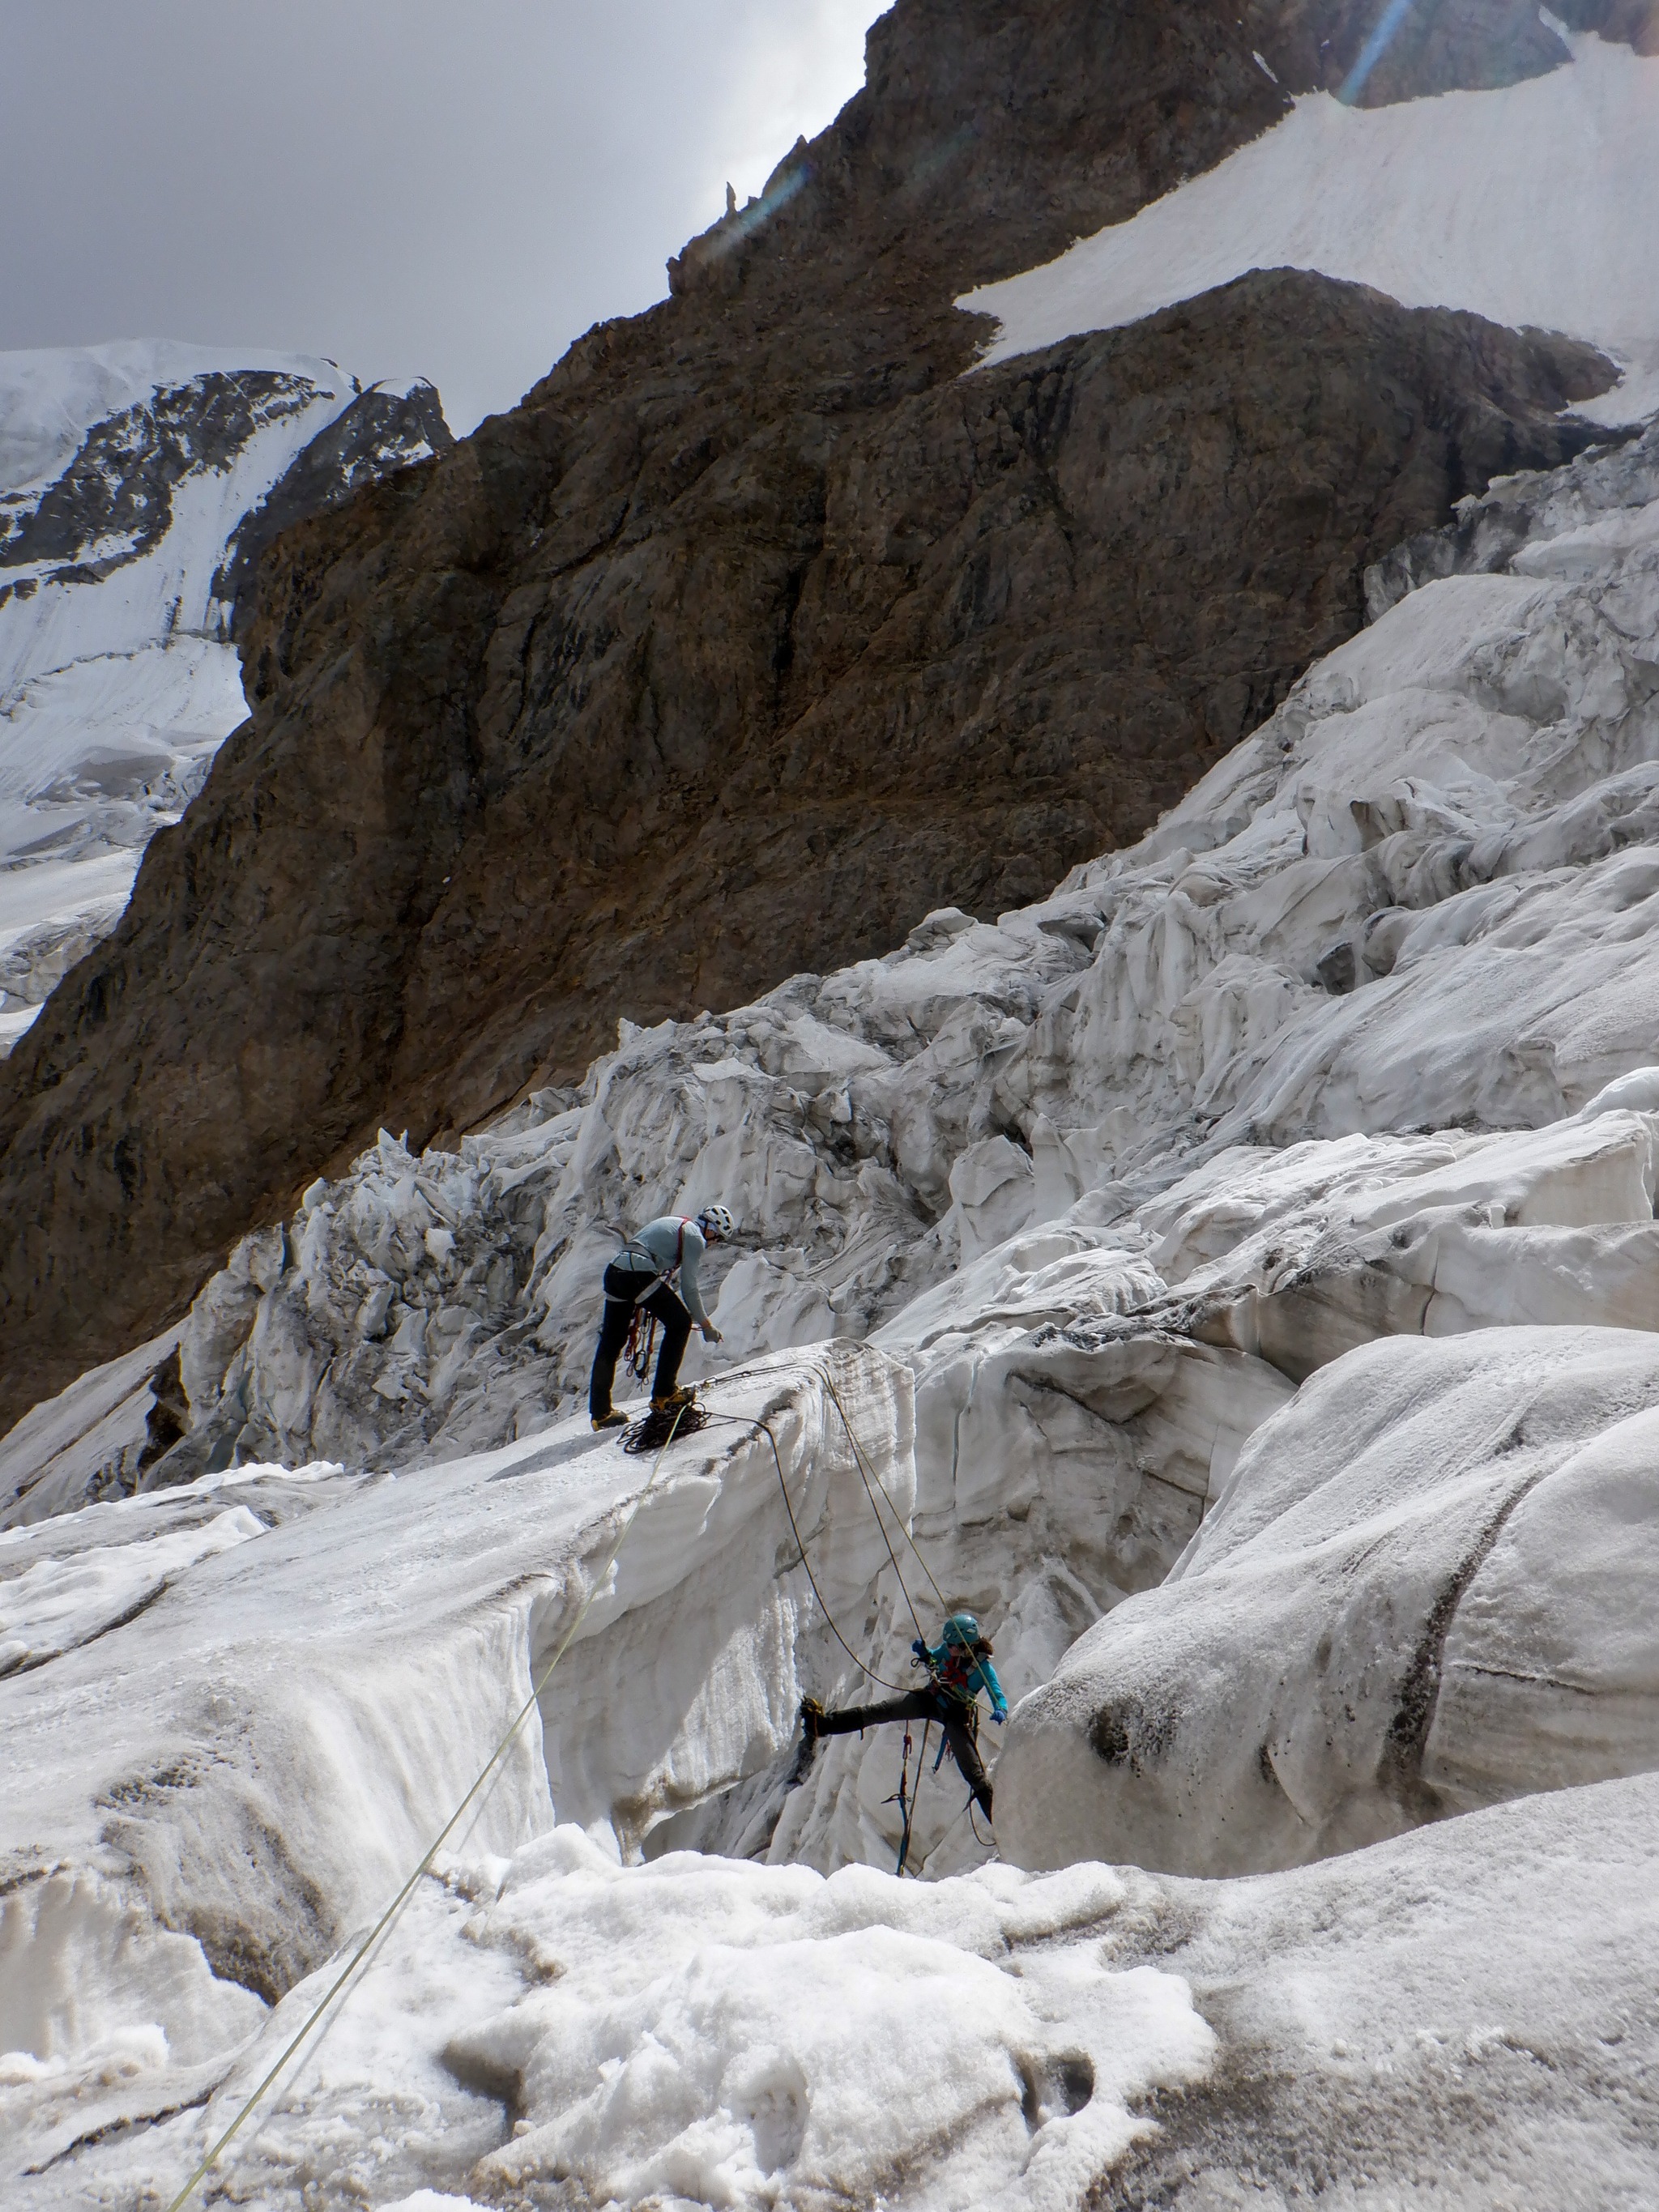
[
  {"xmin": 0, "ymin": 342, "xmax": 448, "ymax": 1059},
  {"xmin": 0, "ymin": 341, "xmax": 360, "ymax": 688},
  {"xmin": 961, "ymin": 32, "xmax": 1659, "ymax": 424}
]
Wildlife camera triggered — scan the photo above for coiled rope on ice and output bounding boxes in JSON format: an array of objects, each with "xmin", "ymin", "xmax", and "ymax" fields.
[{"xmin": 165, "ymin": 1400, "xmax": 693, "ymax": 2212}]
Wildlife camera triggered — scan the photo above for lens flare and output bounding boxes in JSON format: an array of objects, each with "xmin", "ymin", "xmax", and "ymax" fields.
[{"xmin": 1340, "ymin": 0, "xmax": 1418, "ymax": 104}]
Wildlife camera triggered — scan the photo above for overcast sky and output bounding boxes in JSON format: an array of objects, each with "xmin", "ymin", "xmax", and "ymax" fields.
[{"xmin": 0, "ymin": 0, "xmax": 891, "ymax": 433}]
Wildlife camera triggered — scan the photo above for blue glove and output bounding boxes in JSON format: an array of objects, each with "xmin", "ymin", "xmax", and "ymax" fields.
[
  {"xmin": 992, "ymin": 1702, "xmax": 1008, "ymax": 1725},
  {"xmin": 911, "ymin": 1639, "xmax": 928, "ymax": 1663}
]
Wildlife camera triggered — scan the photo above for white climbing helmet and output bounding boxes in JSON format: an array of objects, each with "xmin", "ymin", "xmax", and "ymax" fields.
[{"xmin": 697, "ymin": 1204, "xmax": 735, "ymax": 1242}]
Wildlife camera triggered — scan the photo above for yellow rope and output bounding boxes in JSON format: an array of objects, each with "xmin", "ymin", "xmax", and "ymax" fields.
[{"xmin": 164, "ymin": 1402, "xmax": 689, "ymax": 2212}]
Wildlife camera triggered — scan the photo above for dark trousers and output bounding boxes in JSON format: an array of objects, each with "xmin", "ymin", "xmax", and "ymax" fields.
[
  {"xmin": 816, "ymin": 1687, "xmax": 993, "ymax": 1818},
  {"xmin": 589, "ymin": 1264, "xmax": 692, "ymax": 1418}
]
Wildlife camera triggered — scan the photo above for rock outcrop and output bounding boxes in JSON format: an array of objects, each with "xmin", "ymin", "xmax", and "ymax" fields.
[{"xmin": 0, "ymin": 0, "xmax": 1634, "ymax": 1428}]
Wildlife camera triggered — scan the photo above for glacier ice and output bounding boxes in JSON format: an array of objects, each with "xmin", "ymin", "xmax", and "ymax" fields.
[
  {"xmin": 997, "ymin": 1325, "xmax": 1659, "ymax": 1875},
  {"xmin": 5, "ymin": 379, "xmax": 1659, "ymax": 2200}
]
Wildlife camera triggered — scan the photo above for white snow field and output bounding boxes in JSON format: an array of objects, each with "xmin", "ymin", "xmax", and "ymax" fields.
[
  {"xmin": 962, "ymin": 31, "xmax": 1659, "ymax": 424},
  {"xmin": 0, "ymin": 342, "xmax": 443, "ymax": 1055},
  {"xmin": 5, "ymin": 399, "xmax": 1659, "ymax": 2199}
]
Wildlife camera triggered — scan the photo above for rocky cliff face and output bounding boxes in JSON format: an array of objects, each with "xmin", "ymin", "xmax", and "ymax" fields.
[{"xmin": 0, "ymin": 0, "xmax": 1635, "ymax": 1427}]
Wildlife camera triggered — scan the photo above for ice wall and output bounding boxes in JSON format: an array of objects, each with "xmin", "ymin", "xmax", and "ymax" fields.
[{"xmin": 997, "ymin": 1325, "xmax": 1659, "ymax": 1874}]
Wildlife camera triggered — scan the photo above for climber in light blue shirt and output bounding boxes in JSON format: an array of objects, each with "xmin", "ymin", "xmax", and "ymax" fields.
[
  {"xmin": 918, "ymin": 1613, "xmax": 1009, "ymax": 1720},
  {"xmin": 589, "ymin": 1205, "xmax": 734, "ymax": 1428}
]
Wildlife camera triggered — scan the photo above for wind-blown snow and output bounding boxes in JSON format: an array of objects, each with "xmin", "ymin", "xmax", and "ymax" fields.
[{"xmin": 961, "ymin": 33, "xmax": 1659, "ymax": 423}]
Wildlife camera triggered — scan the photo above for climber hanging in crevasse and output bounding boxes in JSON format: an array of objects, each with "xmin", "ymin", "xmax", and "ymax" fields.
[
  {"xmin": 796, "ymin": 1611, "xmax": 1008, "ymax": 1822},
  {"xmin": 589, "ymin": 1204, "xmax": 734, "ymax": 1430}
]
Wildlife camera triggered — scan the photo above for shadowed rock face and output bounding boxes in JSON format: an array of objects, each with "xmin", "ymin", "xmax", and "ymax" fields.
[
  {"xmin": 211, "ymin": 381, "xmax": 454, "ymax": 635},
  {"xmin": 0, "ymin": 0, "xmax": 1634, "ymax": 1427}
]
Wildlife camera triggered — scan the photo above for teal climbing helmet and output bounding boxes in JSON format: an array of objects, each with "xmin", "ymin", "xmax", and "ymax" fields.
[{"xmin": 941, "ymin": 1611, "xmax": 983, "ymax": 1647}]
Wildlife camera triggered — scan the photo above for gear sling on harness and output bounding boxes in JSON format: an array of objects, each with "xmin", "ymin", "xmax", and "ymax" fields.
[{"xmin": 624, "ymin": 1219, "xmax": 684, "ymax": 1376}]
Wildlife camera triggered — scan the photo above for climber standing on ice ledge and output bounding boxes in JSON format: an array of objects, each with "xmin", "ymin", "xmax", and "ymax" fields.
[
  {"xmin": 589, "ymin": 1204, "xmax": 734, "ymax": 1430},
  {"xmin": 798, "ymin": 1613, "xmax": 1007, "ymax": 1823}
]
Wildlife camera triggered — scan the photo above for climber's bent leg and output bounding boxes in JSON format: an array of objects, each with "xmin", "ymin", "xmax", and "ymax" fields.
[
  {"xmin": 941, "ymin": 1706, "xmax": 994, "ymax": 1822},
  {"xmin": 646, "ymin": 1285, "xmax": 693, "ymax": 1403}
]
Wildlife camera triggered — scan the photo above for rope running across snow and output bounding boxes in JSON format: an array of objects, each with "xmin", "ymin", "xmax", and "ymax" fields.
[
  {"xmin": 171, "ymin": 1362, "xmax": 970, "ymax": 2208},
  {"xmin": 164, "ymin": 1401, "xmax": 693, "ymax": 2212},
  {"xmin": 709, "ymin": 1362, "xmax": 983, "ymax": 1873}
]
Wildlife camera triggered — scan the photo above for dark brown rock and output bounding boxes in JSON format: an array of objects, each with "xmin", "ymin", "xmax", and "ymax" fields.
[{"xmin": 0, "ymin": 0, "xmax": 1632, "ymax": 1430}]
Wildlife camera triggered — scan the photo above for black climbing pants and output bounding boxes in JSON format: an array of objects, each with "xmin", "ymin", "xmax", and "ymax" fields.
[
  {"xmin": 589, "ymin": 1264, "xmax": 692, "ymax": 1419},
  {"xmin": 816, "ymin": 1687, "xmax": 993, "ymax": 1819}
]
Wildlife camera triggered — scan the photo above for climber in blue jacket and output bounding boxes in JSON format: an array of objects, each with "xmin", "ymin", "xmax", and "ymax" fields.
[{"xmin": 797, "ymin": 1611, "xmax": 1006, "ymax": 1821}]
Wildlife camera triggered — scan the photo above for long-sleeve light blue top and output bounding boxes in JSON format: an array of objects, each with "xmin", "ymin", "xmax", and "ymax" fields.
[{"xmin": 616, "ymin": 1215, "xmax": 712, "ymax": 1325}]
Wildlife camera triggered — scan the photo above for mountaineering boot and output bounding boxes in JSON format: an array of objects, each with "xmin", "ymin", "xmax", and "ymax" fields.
[
  {"xmin": 651, "ymin": 1385, "xmax": 697, "ymax": 1413},
  {"xmin": 592, "ymin": 1410, "xmax": 629, "ymax": 1432},
  {"xmin": 788, "ymin": 1697, "xmax": 825, "ymax": 1785}
]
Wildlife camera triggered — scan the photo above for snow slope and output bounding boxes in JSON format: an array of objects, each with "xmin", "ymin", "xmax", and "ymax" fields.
[
  {"xmin": 962, "ymin": 32, "xmax": 1659, "ymax": 424},
  {"xmin": 0, "ymin": 343, "xmax": 446, "ymax": 1055}
]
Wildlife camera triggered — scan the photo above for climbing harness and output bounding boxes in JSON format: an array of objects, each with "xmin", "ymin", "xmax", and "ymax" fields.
[
  {"xmin": 164, "ymin": 1404, "xmax": 693, "ymax": 2212},
  {"xmin": 612, "ymin": 1215, "xmax": 696, "ymax": 1388}
]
